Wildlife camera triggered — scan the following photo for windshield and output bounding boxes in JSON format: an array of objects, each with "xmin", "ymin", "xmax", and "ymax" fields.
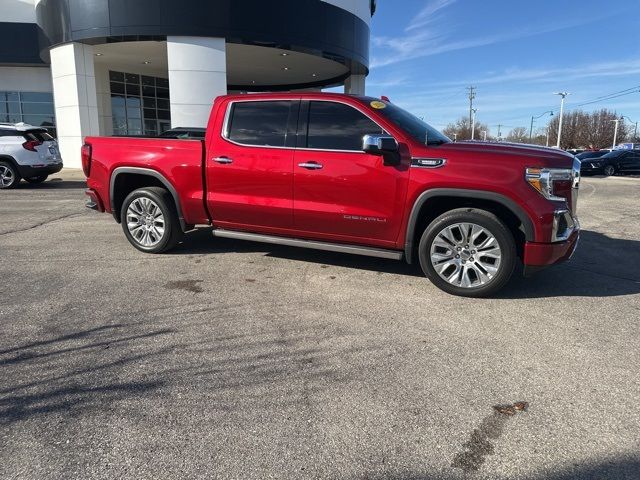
[
  {"xmin": 358, "ymin": 97, "xmax": 451, "ymax": 145},
  {"xmin": 600, "ymin": 150, "xmax": 626, "ymax": 159}
]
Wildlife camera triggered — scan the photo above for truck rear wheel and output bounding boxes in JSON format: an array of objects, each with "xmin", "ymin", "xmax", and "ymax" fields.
[
  {"xmin": 120, "ymin": 187, "xmax": 182, "ymax": 253},
  {"xmin": 418, "ymin": 208, "xmax": 516, "ymax": 297}
]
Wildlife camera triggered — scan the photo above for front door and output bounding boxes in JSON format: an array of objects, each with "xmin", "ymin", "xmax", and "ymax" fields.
[
  {"xmin": 293, "ymin": 100, "xmax": 409, "ymax": 248},
  {"xmin": 206, "ymin": 99, "xmax": 299, "ymax": 229},
  {"xmin": 619, "ymin": 151, "xmax": 640, "ymax": 173}
]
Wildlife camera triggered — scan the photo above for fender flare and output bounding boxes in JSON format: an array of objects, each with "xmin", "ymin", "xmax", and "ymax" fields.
[
  {"xmin": 404, "ymin": 188, "xmax": 535, "ymax": 263},
  {"xmin": 109, "ymin": 167, "xmax": 187, "ymax": 231}
]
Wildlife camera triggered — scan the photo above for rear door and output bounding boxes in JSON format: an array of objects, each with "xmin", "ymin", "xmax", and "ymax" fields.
[
  {"xmin": 292, "ymin": 100, "xmax": 409, "ymax": 247},
  {"xmin": 206, "ymin": 99, "xmax": 299, "ymax": 230}
]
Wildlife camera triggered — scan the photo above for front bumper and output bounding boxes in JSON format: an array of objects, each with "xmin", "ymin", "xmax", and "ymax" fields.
[
  {"xmin": 16, "ymin": 162, "xmax": 63, "ymax": 178},
  {"xmin": 523, "ymin": 229, "xmax": 580, "ymax": 275}
]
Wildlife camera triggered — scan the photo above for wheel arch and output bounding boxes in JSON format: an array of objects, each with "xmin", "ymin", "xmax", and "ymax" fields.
[
  {"xmin": 110, "ymin": 167, "xmax": 187, "ymax": 231},
  {"xmin": 404, "ymin": 189, "xmax": 535, "ymax": 264},
  {"xmin": 0, "ymin": 155, "xmax": 19, "ymax": 169}
]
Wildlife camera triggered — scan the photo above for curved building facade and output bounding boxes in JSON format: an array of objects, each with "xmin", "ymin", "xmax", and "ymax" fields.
[{"xmin": 1, "ymin": 0, "xmax": 375, "ymax": 166}]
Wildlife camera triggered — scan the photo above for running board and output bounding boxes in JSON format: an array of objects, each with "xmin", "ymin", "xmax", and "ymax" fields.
[{"xmin": 211, "ymin": 230, "xmax": 404, "ymax": 260}]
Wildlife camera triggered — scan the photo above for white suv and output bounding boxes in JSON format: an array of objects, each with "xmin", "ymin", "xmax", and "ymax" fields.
[{"xmin": 0, "ymin": 123, "xmax": 63, "ymax": 189}]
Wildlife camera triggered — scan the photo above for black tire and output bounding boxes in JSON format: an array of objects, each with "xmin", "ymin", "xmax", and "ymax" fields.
[
  {"xmin": 418, "ymin": 208, "xmax": 517, "ymax": 297},
  {"xmin": 120, "ymin": 187, "xmax": 182, "ymax": 253},
  {"xmin": 0, "ymin": 160, "xmax": 21, "ymax": 189},
  {"xmin": 25, "ymin": 175, "xmax": 48, "ymax": 184},
  {"xmin": 603, "ymin": 164, "xmax": 616, "ymax": 176}
]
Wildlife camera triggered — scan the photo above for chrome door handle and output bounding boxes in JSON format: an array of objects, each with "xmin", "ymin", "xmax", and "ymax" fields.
[
  {"xmin": 213, "ymin": 157, "xmax": 233, "ymax": 164},
  {"xmin": 298, "ymin": 162, "xmax": 323, "ymax": 170}
]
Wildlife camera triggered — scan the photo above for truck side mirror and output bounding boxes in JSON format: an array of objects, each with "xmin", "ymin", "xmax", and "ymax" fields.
[{"xmin": 362, "ymin": 134, "xmax": 401, "ymax": 166}]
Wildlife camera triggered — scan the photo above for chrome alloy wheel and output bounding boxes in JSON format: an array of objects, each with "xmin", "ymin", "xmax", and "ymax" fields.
[
  {"xmin": 0, "ymin": 165, "xmax": 15, "ymax": 188},
  {"xmin": 430, "ymin": 222, "xmax": 502, "ymax": 288},
  {"xmin": 126, "ymin": 197, "xmax": 166, "ymax": 247}
]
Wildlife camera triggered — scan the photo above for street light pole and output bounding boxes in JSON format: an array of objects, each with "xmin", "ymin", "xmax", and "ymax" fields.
[
  {"xmin": 471, "ymin": 108, "xmax": 477, "ymax": 140},
  {"xmin": 554, "ymin": 92, "xmax": 569, "ymax": 148},
  {"xmin": 611, "ymin": 119, "xmax": 620, "ymax": 149},
  {"xmin": 482, "ymin": 130, "xmax": 487, "ymax": 141},
  {"xmin": 529, "ymin": 110, "xmax": 554, "ymax": 142},
  {"xmin": 546, "ymin": 126, "xmax": 550, "ymax": 147}
]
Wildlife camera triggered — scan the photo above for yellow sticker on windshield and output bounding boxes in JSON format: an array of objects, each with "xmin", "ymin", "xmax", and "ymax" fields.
[{"xmin": 370, "ymin": 101, "xmax": 386, "ymax": 109}]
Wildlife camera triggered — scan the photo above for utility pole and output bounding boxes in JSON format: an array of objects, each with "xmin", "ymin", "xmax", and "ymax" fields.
[
  {"xmin": 467, "ymin": 86, "xmax": 476, "ymax": 138},
  {"xmin": 611, "ymin": 119, "xmax": 620, "ymax": 149},
  {"xmin": 471, "ymin": 108, "xmax": 477, "ymax": 140},
  {"xmin": 554, "ymin": 92, "xmax": 569, "ymax": 148}
]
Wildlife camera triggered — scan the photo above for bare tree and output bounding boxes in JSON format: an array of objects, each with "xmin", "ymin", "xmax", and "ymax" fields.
[
  {"xmin": 547, "ymin": 109, "xmax": 628, "ymax": 149},
  {"xmin": 506, "ymin": 127, "xmax": 528, "ymax": 143},
  {"xmin": 443, "ymin": 116, "xmax": 491, "ymax": 141}
]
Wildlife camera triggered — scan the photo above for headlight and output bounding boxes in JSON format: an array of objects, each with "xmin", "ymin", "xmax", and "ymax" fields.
[{"xmin": 525, "ymin": 167, "xmax": 573, "ymax": 202}]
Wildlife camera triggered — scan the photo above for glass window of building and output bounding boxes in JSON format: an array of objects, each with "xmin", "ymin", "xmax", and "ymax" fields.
[
  {"xmin": 110, "ymin": 71, "xmax": 171, "ymax": 136},
  {"xmin": 0, "ymin": 91, "xmax": 57, "ymax": 137}
]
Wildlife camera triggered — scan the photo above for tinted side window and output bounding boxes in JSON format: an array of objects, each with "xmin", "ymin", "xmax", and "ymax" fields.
[
  {"xmin": 227, "ymin": 101, "xmax": 291, "ymax": 147},
  {"xmin": 307, "ymin": 101, "xmax": 384, "ymax": 151}
]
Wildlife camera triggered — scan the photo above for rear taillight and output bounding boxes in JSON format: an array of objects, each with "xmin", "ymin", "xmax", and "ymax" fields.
[
  {"xmin": 22, "ymin": 140, "xmax": 42, "ymax": 152},
  {"xmin": 81, "ymin": 143, "xmax": 92, "ymax": 177}
]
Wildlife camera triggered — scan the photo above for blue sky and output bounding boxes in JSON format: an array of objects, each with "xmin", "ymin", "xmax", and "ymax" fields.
[{"xmin": 357, "ymin": 0, "xmax": 640, "ymax": 135}]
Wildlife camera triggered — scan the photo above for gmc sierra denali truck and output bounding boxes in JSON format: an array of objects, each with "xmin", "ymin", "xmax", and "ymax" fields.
[{"xmin": 83, "ymin": 93, "xmax": 580, "ymax": 297}]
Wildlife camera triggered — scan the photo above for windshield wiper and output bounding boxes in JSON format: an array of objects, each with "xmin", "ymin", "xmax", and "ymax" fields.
[{"xmin": 426, "ymin": 139, "xmax": 447, "ymax": 146}]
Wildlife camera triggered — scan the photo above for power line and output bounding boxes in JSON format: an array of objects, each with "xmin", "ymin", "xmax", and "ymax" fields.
[
  {"xmin": 593, "ymin": 84, "xmax": 640, "ymax": 100},
  {"xmin": 572, "ymin": 89, "xmax": 640, "ymax": 108}
]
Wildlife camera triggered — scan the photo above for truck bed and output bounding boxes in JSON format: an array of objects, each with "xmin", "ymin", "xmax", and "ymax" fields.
[{"xmin": 84, "ymin": 136, "xmax": 209, "ymax": 226}]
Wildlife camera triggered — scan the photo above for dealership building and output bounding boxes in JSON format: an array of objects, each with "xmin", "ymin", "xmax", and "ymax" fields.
[{"xmin": 0, "ymin": 0, "xmax": 375, "ymax": 167}]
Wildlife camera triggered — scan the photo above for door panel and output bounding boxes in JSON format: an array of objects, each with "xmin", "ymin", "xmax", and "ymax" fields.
[
  {"xmin": 206, "ymin": 100, "xmax": 298, "ymax": 229},
  {"xmin": 292, "ymin": 101, "xmax": 409, "ymax": 246},
  {"xmin": 293, "ymin": 149, "xmax": 408, "ymax": 244}
]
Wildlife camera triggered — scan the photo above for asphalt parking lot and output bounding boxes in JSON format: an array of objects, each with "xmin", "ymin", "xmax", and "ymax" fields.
[{"xmin": 1, "ymin": 171, "xmax": 639, "ymax": 480}]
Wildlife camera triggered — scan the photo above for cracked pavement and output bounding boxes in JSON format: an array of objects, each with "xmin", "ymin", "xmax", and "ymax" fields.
[{"xmin": 0, "ymin": 171, "xmax": 639, "ymax": 479}]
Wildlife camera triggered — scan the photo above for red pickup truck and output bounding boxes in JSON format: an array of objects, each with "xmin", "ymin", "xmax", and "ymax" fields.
[{"xmin": 83, "ymin": 93, "xmax": 580, "ymax": 297}]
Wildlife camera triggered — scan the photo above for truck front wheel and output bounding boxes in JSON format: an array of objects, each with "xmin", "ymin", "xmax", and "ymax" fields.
[
  {"xmin": 120, "ymin": 187, "xmax": 182, "ymax": 253},
  {"xmin": 418, "ymin": 208, "xmax": 516, "ymax": 297}
]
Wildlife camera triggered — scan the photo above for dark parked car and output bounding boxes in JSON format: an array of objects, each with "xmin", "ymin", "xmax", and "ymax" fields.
[
  {"xmin": 579, "ymin": 149, "xmax": 640, "ymax": 176},
  {"xmin": 158, "ymin": 128, "xmax": 206, "ymax": 140}
]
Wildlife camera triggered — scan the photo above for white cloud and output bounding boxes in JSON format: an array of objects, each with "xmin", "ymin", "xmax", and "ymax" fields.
[
  {"xmin": 370, "ymin": 6, "xmax": 607, "ymax": 69},
  {"xmin": 406, "ymin": 0, "xmax": 458, "ymax": 31}
]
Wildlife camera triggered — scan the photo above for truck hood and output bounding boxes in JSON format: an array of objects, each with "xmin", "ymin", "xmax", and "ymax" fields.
[{"xmin": 432, "ymin": 141, "xmax": 576, "ymax": 168}]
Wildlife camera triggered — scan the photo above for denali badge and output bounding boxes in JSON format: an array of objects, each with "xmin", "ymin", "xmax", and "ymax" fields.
[{"xmin": 344, "ymin": 215, "xmax": 387, "ymax": 223}]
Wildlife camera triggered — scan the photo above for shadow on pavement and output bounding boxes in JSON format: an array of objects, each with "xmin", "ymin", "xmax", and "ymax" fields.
[
  {"xmin": 351, "ymin": 457, "xmax": 640, "ymax": 479},
  {"xmin": 175, "ymin": 228, "xmax": 640, "ymax": 298},
  {"xmin": 14, "ymin": 179, "xmax": 87, "ymax": 190},
  {"xmin": 0, "ymin": 316, "xmax": 371, "ymax": 426}
]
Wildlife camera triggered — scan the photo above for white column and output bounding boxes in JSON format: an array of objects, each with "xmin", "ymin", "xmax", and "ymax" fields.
[
  {"xmin": 167, "ymin": 37, "xmax": 227, "ymax": 128},
  {"xmin": 50, "ymin": 43, "xmax": 99, "ymax": 169},
  {"xmin": 344, "ymin": 74, "xmax": 366, "ymax": 95}
]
